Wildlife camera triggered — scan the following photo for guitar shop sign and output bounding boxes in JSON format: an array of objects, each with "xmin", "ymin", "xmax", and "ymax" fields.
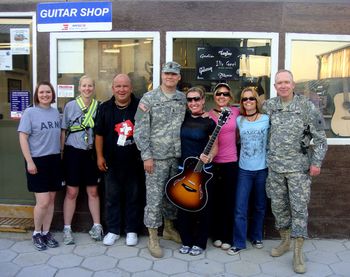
[
  {"xmin": 196, "ymin": 46, "xmax": 240, "ymax": 81},
  {"xmin": 37, "ymin": 2, "xmax": 112, "ymax": 32}
]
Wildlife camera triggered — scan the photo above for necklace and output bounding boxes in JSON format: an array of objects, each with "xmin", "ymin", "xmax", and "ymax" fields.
[
  {"xmin": 245, "ymin": 111, "xmax": 257, "ymax": 117},
  {"xmin": 246, "ymin": 113, "xmax": 259, "ymax": 122},
  {"xmin": 191, "ymin": 111, "xmax": 205, "ymax": 117},
  {"xmin": 116, "ymin": 104, "xmax": 129, "ymax": 110}
]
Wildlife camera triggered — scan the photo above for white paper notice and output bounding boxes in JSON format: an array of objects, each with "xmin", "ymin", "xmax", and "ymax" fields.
[
  {"xmin": 57, "ymin": 84, "xmax": 75, "ymax": 98},
  {"xmin": 10, "ymin": 28, "xmax": 30, "ymax": 55},
  {"xmin": 0, "ymin": 50, "xmax": 13, "ymax": 70}
]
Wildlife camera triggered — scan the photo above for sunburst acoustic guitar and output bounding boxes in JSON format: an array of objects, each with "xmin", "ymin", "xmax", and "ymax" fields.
[
  {"xmin": 331, "ymin": 79, "xmax": 350, "ymax": 137},
  {"xmin": 165, "ymin": 107, "xmax": 231, "ymax": 212}
]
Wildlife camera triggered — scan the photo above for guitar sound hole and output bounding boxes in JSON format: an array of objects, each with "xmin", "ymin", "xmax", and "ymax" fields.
[
  {"xmin": 181, "ymin": 183, "xmax": 197, "ymax": 192},
  {"xmin": 343, "ymin": 101, "xmax": 350, "ymax": 111}
]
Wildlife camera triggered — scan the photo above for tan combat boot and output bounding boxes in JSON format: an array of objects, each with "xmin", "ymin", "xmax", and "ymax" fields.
[
  {"xmin": 148, "ymin": 228, "xmax": 163, "ymax": 258},
  {"xmin": 271, "ymin": 229, "xmax": 291, "ymax": 257},
  {"xmin": 293, "ymin": 237, "xmax": 306, "ymax": 274},
  {"xmin": 162, "ymin": 219, "xmax": 181, "ymax": 243}
]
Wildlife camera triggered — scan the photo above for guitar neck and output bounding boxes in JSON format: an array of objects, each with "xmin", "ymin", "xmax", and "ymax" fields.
[{"xmin": 194, "ymin": 124, "xmax": 222, "ymax": 172}]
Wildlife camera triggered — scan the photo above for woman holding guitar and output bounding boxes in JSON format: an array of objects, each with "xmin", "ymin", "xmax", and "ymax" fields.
[
  {"xmin": 208, "ymin": 83, "xmax": 240, "ymax": 250},
  {"xmin": 228, "ymin": 87, "xmax": 269, "ymax": 255},
  {"xmin": 176, "ymin": 86, "xmax": 218, "ymax": 256}
]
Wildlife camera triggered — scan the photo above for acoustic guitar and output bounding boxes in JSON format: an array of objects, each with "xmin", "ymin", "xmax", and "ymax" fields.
[
  {"xmin": 331, "ymin": 79, "xmax": 350, "ymax": 136},
  {"xmin": 165, "ymin": 107, "xmax": 231, "ymax": 212}
]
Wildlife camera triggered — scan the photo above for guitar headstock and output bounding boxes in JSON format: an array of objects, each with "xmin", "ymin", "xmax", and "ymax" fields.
[{"xmin": 217, "ymin": 107, "xmax": 231, "ymax": 127}]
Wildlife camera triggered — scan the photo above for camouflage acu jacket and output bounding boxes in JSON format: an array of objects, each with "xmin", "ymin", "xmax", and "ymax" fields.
[
  {"xmin": 262, "ymin": 94, "xmax": 328, "ymax": 173},
  {"xmin": 134, "ymin": 86, "xmax": 186, "ymax": 161}
]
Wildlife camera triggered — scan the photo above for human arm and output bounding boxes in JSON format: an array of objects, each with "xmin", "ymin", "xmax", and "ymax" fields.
[
  {"xmin": 134, "ymin": 97, "xmax": 153, "ymax": 161},
  {"xmin": 19, "ymin": 132, "xmax": 37, "ymax": 174},
  {"xmin": 307, "ymin": 101, "xmax": 328, "ymax": 175},
  {"xmin": 95, "ymin": 134, "xmax": 108, "ymax": 172}
]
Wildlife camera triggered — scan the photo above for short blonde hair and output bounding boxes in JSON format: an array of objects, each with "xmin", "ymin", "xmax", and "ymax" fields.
[{"xmin": 186, "ymin": 86, "xmax": 206, "ymax": 99}]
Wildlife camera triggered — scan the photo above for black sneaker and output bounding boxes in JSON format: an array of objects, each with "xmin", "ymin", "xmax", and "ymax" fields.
[
  {"xmin": 251, "ymin": 240, "xmax": 264, "ymax": 249},
  {"xmin": 32, "ymin": 233, "xmax": 47, "ymax": 251},
  {"xmin": 227, "ymin": 246, "xmax": 245, "ymax": 255},
  {"xmin": 42, "ymin": 232, "xmax": 59, "ymax": 248}
]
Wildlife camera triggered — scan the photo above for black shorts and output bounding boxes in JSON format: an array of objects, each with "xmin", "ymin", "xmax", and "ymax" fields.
[
  {"xmin": 26, "ymin": 154, "xmax": 63, "ymax": 193},
  {"xmin": 63, "ymin": 145, "xmax": 100, "ymax": 187}
]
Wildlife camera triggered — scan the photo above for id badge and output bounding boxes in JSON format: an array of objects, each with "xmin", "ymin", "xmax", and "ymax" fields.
[{"xmin": 117, "ymin": 134, "xmax": 127, "ymax": 146}]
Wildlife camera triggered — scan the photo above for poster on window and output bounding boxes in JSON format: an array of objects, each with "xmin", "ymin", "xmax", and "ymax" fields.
[
  {"xmin": 10, "ymin": 91, "xmax": 30, "ymax": 119},
  {"xmin": 0, "ymin": 50, "xmax": 12, "ymax": 70},
  {"xmin": 10, "ymin": 28, "xmax": 30, "ymax": 55},
  {"xmin": 196, "ymin": 46, "xmax": 240, "ymax": 81}
]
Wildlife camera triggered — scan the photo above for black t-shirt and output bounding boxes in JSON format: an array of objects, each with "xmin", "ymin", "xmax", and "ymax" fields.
[
  {"xmin": 94, "ymin": 94, "xmax": 141, "ymax": 167},
  {"xmin": 180, "ymin": 111, "xmax": 216, "ymax": 164}
]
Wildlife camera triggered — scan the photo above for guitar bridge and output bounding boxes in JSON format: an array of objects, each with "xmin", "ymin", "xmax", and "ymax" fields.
[{"xmin": 181, "ymin": 184, "xmax": 197, "ymax": 192}]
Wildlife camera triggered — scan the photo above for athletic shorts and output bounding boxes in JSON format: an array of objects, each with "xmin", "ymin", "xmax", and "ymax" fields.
[
  {"xmin": 63, "ymin": 145, "xmax": 100, "ymax": 187},
  {"xmin": 26, "ymin": 154, "xmax": 63, "ymax": 193}
]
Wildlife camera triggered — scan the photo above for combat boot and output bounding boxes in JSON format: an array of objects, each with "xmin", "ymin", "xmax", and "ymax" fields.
[
  {"xmin": 163, "ymin": 219, "xmax": 181, "ymax": 243},
  {"xmin": 293, "ymin": 237, "xmax": 306, "ymax": 274},
  {"xmin": 271, "ymin": 228, "xmax": 291, "ymax": 257},
  {"xmin": 148, "ymin": 228, "xmax": 163, "ymax": 258}
]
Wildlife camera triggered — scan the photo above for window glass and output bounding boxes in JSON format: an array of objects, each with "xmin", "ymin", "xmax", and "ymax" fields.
[
  {"xmin": 0, "ymin": 18, "xmax": 33, "ymax": 120},
  {"xmin": 56, "ymin": 38, "xmax": 153, "ymax": 112},
  {"xmin": 172, "ymin": 37, "xmax": 273, "ymax": 108},
  {"xmin": 287, "ymin": 35, "xmax": 350, "ymax": 139}
]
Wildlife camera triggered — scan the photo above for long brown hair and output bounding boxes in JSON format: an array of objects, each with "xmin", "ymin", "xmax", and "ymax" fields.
[{"xmin": 239, "ymin": 87, "xmax": 262, "ymax": 115}]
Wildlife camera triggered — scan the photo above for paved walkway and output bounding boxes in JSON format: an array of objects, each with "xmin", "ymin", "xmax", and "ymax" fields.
[{"xmin": 0, "ymin": 232, "xmax": 349, "ymax": 277}]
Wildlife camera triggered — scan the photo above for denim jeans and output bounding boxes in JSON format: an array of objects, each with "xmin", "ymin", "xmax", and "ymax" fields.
[{"xmin": 233, "ymin": 168, "xmax": 268, "ymax": 248}]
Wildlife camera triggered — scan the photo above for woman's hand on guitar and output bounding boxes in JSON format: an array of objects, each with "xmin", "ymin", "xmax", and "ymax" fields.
[
  {"xmin": 144, "ymin": 158, "xmax": 154, "ymax": 174},
  {"xmin": 200, "ymin": 153, "xmax": 212, "ymax": 164}
]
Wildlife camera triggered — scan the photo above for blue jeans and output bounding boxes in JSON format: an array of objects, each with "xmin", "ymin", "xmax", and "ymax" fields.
[{"xmin": 233, "ymin": 168, "xmax": 267, "ymax": 249}]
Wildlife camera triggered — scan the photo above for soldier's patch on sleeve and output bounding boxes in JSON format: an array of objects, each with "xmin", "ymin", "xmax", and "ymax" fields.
[
  {"xmin": 138, "ymin": 103, "xmax": 149, "ymax": 112},
  {"xmin": 313, "ymin": 113, "xmax": 325, "ymax": 131}
]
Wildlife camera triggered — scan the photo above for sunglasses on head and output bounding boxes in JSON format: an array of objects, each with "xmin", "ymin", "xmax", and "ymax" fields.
[
  {"xmin": 215, "ymin": 92, "xmax": 230, "ymax": 97},
  {"xmin": 186, "ymin": 96, "xmax": 201, "ymax": 102},
  {"xmin": 241, "ymin": 97, "xmax": 256, "ymax": 102}
]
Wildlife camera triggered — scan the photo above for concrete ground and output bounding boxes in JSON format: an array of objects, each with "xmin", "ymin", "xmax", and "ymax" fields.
[{"xmin": 0, "ymin": 232, "xmax": 350, "ymax": 277}]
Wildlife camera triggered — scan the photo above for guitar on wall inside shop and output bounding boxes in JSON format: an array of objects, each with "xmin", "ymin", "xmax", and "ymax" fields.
[
  {"xmin": 165, "ymin": 107, "xmax": 231, "ymax": 212},
  {"xmin": 331, "ymin": 78, "xmax": 350, "ymax": 137}
]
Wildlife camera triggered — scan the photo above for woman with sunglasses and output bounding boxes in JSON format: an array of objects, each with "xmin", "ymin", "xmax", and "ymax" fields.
[
  {"xmin": 227, "ymin": 87, "xmax": 269, "ymax": 255},
  {"xmin": 176, "ymin": 87, "xmax": 218, "ymax": 256},
  {"xmin": 208, "ymin": 83, "xmax": 240, "ymax": 251}
]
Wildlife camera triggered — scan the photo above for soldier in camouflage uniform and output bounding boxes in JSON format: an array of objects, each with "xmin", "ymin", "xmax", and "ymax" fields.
[
  {"xmin": 134, "ymin": 61, "xmax": 186, "ymax": 258},
  {"xmin": 262, "ymin": 69, "xmax": 327, "ymax": 274}
]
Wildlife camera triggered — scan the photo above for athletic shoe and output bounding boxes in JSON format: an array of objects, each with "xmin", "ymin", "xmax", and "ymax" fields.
[
  {"xmin": 103, "ymin": 232, "xmax": 120, "ymax": 246},
  {"xmin": 89, "ymin": 224, "xmax": 103, "ymax": 241},
  {"xmin": 251, "ymin": 240, "xmax": 264, "ymax": 249},
  {"xmin": 221, "ymin": 243, "xmax": 231, "ymax": 250},
  {"xmin": 213, "ymin": 240, "xmax": 222, "ymax": 247},
  {"xmin": 32, "ymin": 233, "xmax": 47, "ymax": 251},
  {"xmin": 189, "ymin": 245, "xmax": 204, "ymax": 256},
  {"xmin": 179, "ymin": 245, "xmax": 191, "ymax": 254},
  {"xmin": 126, "ymin": 232, "xmax": 138, "ymax": 246},
  {"xmin": 63, "ymin": 227, "xmax": 74, "ymax": 245},
  {"xmin": 227, "ymin": 246, "xmax": 246, "ymax": 255},
  {"xmin": 42, "ymin": 232, "xmax": 59, "ymax": 248}
]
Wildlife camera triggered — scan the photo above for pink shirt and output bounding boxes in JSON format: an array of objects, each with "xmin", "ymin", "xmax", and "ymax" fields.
[{"xmin": 209, "ymin": 106, "xmax": 240, "ymax": 163}]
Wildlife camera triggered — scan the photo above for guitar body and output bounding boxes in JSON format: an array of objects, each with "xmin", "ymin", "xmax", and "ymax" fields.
[
  {"xmin": 165, "ymin": 156, "xmax": 213, "ymax": 212},
  {"xmin": 331, "ymin": 92, "xmax": 350, "ymax": 136}
]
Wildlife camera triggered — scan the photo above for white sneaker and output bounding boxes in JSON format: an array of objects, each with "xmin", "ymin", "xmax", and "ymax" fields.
[
  {"xmin": 126, "ymin": 232, "xmax": 138, "ymax": 246},
  {"xmin": 213, "ymin": 240, "xmax": 222, "ymax": 247},
  {"xmin": 103, "ymin": 232, "xmax": 120, "ymax": 246}
]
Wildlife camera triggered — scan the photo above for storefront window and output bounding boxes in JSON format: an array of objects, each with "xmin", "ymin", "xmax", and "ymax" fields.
[
  {"xmin": 0, "ymin": 13, "xmax": 36, "ymax": 204},
  {"xmin": 286, "ymin": 33, "xmax": 350, "ymax": 143},
  {"xmin": 166, "ymin": 32, "xmax": 279, "ymax": 108},
  {"xmin": 50, "ymin": 32, "xmax": 160, "ymax": 112}
]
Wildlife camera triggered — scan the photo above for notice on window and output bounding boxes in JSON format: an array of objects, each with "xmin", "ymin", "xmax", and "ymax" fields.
[
  {"xmin": 10, "ymin": 28, "xmax": 30, "ymax": 55},
  {"xmin": 10, "ymin": 91, "xmax": 30, "ymax": 119},
  {"xmin": 58, "ymin": 84, "xmax": 75, "ymax": 98},
  {"xmin": 0, "ymin": 50, "xmax": 13, "ymax": 71}
]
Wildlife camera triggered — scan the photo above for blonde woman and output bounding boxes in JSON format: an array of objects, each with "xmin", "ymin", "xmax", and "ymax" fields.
[{"xmin": 228, "ymin": 87, "xmax": 269, "ymax": 255}]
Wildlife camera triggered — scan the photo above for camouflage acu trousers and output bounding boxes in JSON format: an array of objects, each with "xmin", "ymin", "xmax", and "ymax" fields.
[
  {"xmin": 266, "ymin": 169, "xmax": 311, "ymax": 238},
  {"xmin": 144, "ymin": 158, "xmax": 179, "ymax": 228}
]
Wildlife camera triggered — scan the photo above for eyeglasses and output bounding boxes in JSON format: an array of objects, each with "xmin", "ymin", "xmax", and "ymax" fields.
[
  {"xmin": 215, "ymin": 92, "xmax": 231, "ymax": 97},
  {"xmin": 186, "ymin": 96, "xmax": 201, "ymax": 102},
  {"xmin": 241, "ymin": 97, "xmax": 256, "ymax": 102}
]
